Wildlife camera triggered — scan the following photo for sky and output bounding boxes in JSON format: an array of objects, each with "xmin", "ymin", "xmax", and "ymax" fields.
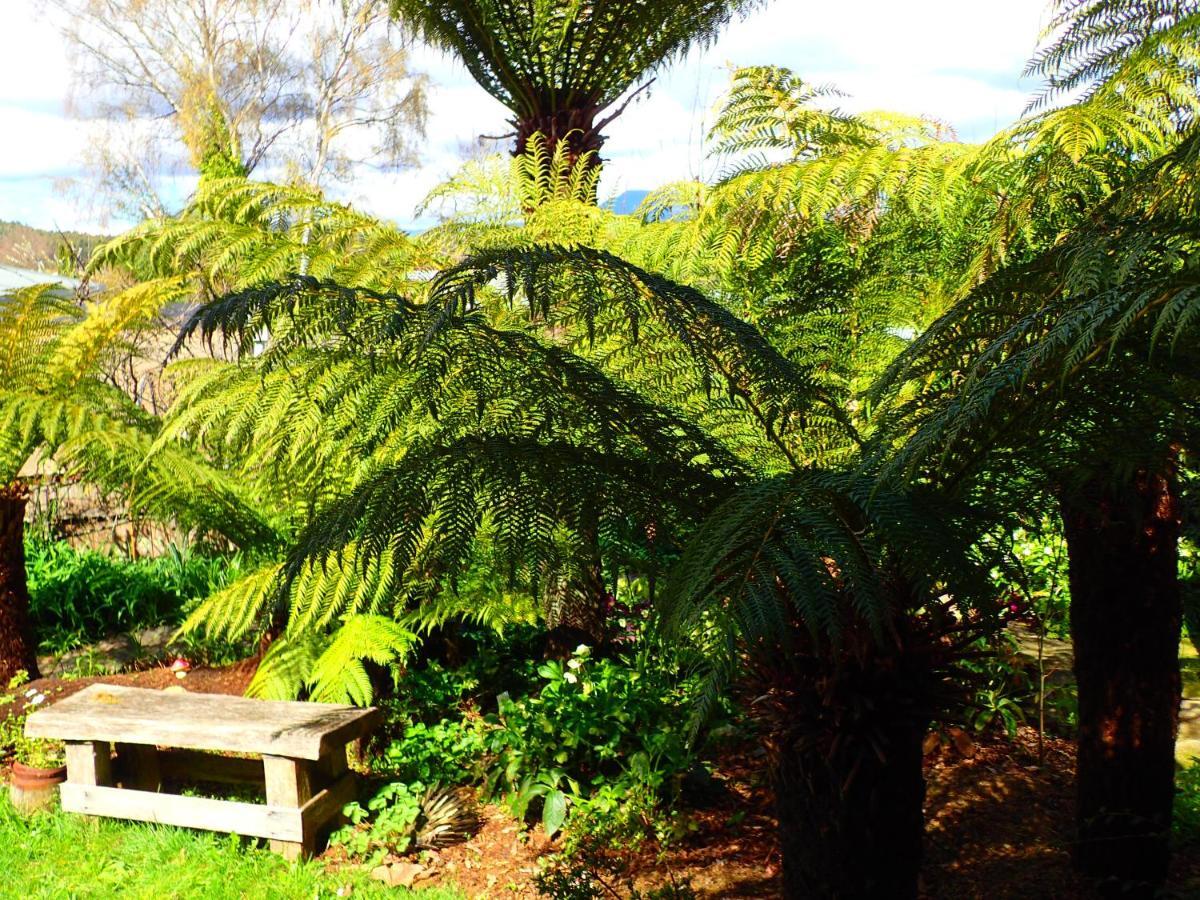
[{"xmin": 0, "ymin": 0, "xmax": 1052, "ymax": 236}]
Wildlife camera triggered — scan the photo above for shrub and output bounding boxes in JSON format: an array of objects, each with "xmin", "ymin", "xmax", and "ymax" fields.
[
  {"xmin": 331, "ymin": 782, "xmax": 478, "ymax": 865},
  {"xmin": 483, "ymin": 646, "xmax": 694, "ymax": 839},
  {"xmin": 381, "ymin": 719, "xmax": 487, "ymax": 786},
  {"xmin": 1175, "ymin": 759, "xmax": 1200, "ymax": 847}
]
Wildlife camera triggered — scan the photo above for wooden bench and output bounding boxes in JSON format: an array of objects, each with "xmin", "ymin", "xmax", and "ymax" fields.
[{"xmin": 25, "ymin": 684, "xmax": 380, "ymax": 859}]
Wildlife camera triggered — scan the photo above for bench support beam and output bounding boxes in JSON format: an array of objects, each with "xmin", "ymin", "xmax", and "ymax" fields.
[
  {"xmin": 65, "ymin": 741, "xmax": 113, "ymax": 788},
  {"xmin": 264, "ymin": 755, "xmax": 314, "ymax": 860}
]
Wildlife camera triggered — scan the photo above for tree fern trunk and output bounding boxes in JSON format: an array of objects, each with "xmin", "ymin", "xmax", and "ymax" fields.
[
  {"xmin": 0, "ymin": 487, "xmax": 39, "ymax": 683},
  {"xmin": 772, "ymin": 719, "xmax": 926, "ymax": 899},
  {"xmin": 514, "ymin": 107, "xmax": 603, "ymax": 191},
  {"xmin": 544, "ymin": 552, "xmax": 609, "ymax": 657},
  {"xmin": 765, "ymin": 653, "xmax": 929, "ymax": 899},
  {"xmin": 1061, "ymin": 466, "xmax": 1182, "ymax": 897}
]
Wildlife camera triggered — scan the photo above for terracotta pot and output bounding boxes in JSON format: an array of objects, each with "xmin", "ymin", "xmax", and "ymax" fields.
[{"xmin": 10, "ymin": 761, "xmax": 67, "ymax": 814}]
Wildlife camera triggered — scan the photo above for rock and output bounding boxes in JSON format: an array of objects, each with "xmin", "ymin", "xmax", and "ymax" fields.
[
  {"xmin": 370, "ymin": 863, "xmax": 424, "ymax": 888},
  {"xmin": 390, "ymin": 863, "xmax": 424, "ymax": 888}
]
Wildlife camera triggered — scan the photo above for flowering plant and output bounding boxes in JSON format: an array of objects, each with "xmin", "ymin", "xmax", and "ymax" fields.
[
  {"xmin": 14, "ymin": 734, "xmax": 65, "ymax": 769},
  {"xmin": 5, "ymin": 684, "xmax": 66, "ymax": 769},
  {"xmin": 482, "ymin": 645, "xmax": 694, "ymax": 837}
]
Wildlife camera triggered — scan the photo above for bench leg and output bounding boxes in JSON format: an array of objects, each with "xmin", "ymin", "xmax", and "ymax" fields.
[
  {"xmin": 65, "ymin": 741, "xmax": 112, "ymax": 787},
  {"xmin": 114, "ymin": 743, "xmax": 161, "ymax": 792},
  {"xmin": 263, "ymin": 756, "xmax": 313, "ymax": 860},
  {"xmin": 319, "ymin": 745, "xmax": 348, "ymax": 782}
]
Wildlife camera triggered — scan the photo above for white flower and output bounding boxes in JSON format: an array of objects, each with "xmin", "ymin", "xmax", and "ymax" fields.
[
  {"xmin": 574, "ymin": 644, "xmax": 591, "ymax": 656},
  {"xmin": 563, "ymin": 672, "xmax": 578, "ymax": 684},
  {"xmin": 567, "ymin": 658, "xmax": 582, "ymax": 670},
  {"xmin": 23, "ymin": 688, "xmax": 36, "ymax": 698},
  {"xmin": 31, "ymin": 693, "xmax": 46, "ymax": 706}
]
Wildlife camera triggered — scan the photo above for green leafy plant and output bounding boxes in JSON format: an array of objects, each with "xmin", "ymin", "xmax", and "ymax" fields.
[
  {"xmin": 25, "ymin": 537, "xmax": 244, "ymax": 654},
  {"xmin": 331, "ymin": 782, "xmax": 478, "ymax": 865},
  {"xmin": 13, "ymin": 736, "xmax": 65, "ymax": 770},
  {"xmin": 1174, "ymin": 758, "xmax": 1200, "ymax": 848},
  {"xmin": 381, "ymin": 719, "xmax": 486, "ymax": 786},
  {"xmin": 483, "ymin": 647, "xmax": 694, "ymax": 839},
  {"xmin": 3, "ymin": 683, "xmax": 67, "ymax": 769},
  {"xmin": 331, "ymin": 781, "xmax": 424, "ymax": 864}
]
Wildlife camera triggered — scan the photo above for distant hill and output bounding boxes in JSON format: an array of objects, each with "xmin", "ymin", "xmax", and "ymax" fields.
[
  {"xmin": 607, "ymin": 189, "xmax": 689, "ymax": 221},
  {"xmin": 608, "ymin": 190, "xmax": 650, "ymax": 216},
  {"xmin": 0, "ymin": 221, "xmax": 107, "ymax": 274}
]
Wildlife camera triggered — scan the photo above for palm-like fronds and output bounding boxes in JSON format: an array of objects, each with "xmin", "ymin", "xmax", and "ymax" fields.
[
  {"xmin": 0, "ymin": 274, "xmax": 278, "ymax": 546},
  {"xmin": 91, "ymin": 178, "xmax": 435, "ymax": 295},
  {"xmin": 709, "ymin": 66, "xmax": 874, "ymax": 163},
  {"xmin": 387, "ymin": 0, "xmax": 764, "ymax": 132},
  {"xmin": 660, "ymin": 469, "xmax": 992, "ymax": 724},
  {"xmin": 875, "ymin": 126, "xmax": 1200, "ymax": 481},
  {"xmin": 0, "ymin": 285, "xmax": 81, "ymax": 384},
  {"xmin": 1027, "ymin": 0, "xmax": 1200, "ymax": 116},
  {"xmin": 247, "ymin": 614, "xmax": 415, "ymax": 705}
]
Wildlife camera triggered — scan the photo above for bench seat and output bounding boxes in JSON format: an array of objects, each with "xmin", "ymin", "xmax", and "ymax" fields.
[{"xmin": 25, "ymin": 684, "xmax": 381, "ymax": 858}]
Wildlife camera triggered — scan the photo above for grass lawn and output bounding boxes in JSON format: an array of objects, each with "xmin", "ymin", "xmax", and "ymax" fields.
[{"xmin": 0, "ymin": 793, "xmax": 463, "ymax": 900}]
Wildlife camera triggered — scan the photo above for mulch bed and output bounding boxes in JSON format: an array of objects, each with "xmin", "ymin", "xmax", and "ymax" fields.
[{"xmin": 7, "ymin": 666, "xmax": 1200, "ymax": 898}]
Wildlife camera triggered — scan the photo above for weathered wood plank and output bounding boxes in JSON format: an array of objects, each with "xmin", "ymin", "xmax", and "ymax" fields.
[
  {"xmin": 298, "ymin": 772, "xmax": 358, "ymax": 857},
  {"xmin": 299, "ymin": 772, "xmax": 357, "ymax": 833},
  {"xmin": 263, "ymin": 756, "xmax": 313, "ymax": 808},
  {"xmin": 65, "ymin": 741, "xmax": 112, "ymax": 787},
  {"xmin": 158, "ymin": 749, "xmax": 265, "ymax": 787},
  {"xmin": 25, "ymin": 685, "xmax": 380, "ymax": 760},
  {"xmin": 59, "ymin": 784, "xmax": 305, "ymax": 841}
]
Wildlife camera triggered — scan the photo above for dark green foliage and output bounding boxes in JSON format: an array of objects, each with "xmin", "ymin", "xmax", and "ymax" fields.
[
  {"xmin": 483, "ymin": 646, "xmax": 695, "ymax": 837},
  {"xmin": 382, "ymin": 720, "xmax": 487, "ymax": 787},
  {"xmin": 169, "ymin": 245, "xmax": 815, "ymax": 612},
  {"xmin": 386, "ymin": 0, "xmax": 764, "ymax": 164},
  {"xmin": 24, "ymin": 538, "xmax": 242, "ymax": 653},
  {"xmin": 875, "ymin": 126, "xmax": 1200, "ymax": 487},
  {"xmin": 331, "ymin": 781, "xmax": 425, "ymax": 863},
  {"xmin": 660, "ymin": 469, "xmax": 998, "ymax": 728}
]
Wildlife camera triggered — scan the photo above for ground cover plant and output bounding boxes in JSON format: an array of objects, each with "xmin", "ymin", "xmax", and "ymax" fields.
[
  {"xmin": 3, "ymin": 0, "xmax": 1200, "ymax": 899},
  {"xmin": 0, "ymin": 791, "xmax": 461, "ymax": 900},
  {"xmin": 25, "ymin": 537, "xmax": 243, "ymax": 655}
]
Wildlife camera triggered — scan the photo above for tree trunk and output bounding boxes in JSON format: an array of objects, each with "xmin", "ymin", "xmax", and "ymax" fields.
[
  {"xmin": 770, "ymin": 697, "xmax": 927, "ymax": 899},
  {"xmin": 544, "ymin": 550, "xmax": 609, "ymax": 657},
  {"xmin": 1061, "ymin": 466, "xmax": 1182, "ymax": 897},
  {"xmin": 514, "ymin": 106, "xmax": 603, "ymax": 192},
  {"xmin": 761, "ymin": 619, "xmax": 942, "ymax": 900},
  {"xmin": 0, "ymin": 487, "xmax": 39, "ymax": 683}
]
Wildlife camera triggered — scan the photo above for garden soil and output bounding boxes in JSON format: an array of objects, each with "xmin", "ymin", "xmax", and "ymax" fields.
[{"xmin": 6, "ymin": 664, "xmax": 1200, "ymax": 898}]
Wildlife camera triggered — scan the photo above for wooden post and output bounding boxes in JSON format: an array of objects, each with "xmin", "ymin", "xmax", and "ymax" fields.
[
  {"xmin": 318, "ymin": 745, "xmax": 348, "ymax": 783},
  {"xmin": 65, "ymin": 741, "xmax": 113, "ymax": 787},
  {"xmin": 263, "ymin": 755, "xmax": 313, "ymax": 860},
  {"xmin": 114, "ymin": 743, "xmax": 161, "ymax": 792}
]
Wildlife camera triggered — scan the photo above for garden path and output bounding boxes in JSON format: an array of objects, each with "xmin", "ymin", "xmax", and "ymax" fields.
[{"xmin": 1009, "ymin": 624, "xmax": 1200, "ymax": 761}]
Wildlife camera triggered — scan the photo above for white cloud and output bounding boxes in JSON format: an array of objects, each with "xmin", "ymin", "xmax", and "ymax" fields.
[
  {"xmin": 0, "ymin": 1, "xmax": 73, "ymax": 108},
  {"xmin": 0, "ymin": 0, "xmax": 1054, "ymax": 232}
]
